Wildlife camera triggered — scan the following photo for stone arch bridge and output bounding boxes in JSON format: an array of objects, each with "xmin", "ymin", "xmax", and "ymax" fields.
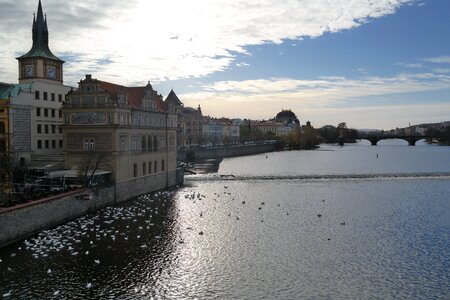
[{"xmin": 355, "ymin": 134, "xmax": 437, "ymax": 146}]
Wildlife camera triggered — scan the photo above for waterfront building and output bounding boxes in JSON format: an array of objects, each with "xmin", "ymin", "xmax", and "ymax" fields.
[
  {"xmin": 1, "ymin": 0, "xmax": 71, "ymax": 171},
  {"xmin": 62, "ymin": 75, "xmax": 178, "ymax": 199},
  {"xmin": 202, "ymin": 117, "xmax": 240, "ymax": 144},
  {"xmin": 249, "ymin": 111, "xmax": 300, "ymax": 138},
  {"xmin": 165, "ymin": 91, "xmax": 203, "ymax": 148}
]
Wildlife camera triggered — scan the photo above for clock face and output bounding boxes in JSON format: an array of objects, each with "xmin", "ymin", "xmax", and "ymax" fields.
[
  {"xmin": 47, "ymin": 66, "xmax": 56, "ymax": 79},
  {"xmin": 25, "ymin": 65, "xmax": 34, "ymax": 77}
]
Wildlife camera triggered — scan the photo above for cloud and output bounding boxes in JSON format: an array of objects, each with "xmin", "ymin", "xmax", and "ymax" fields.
[
  {"xmin": 179, "ymin": 72, "xmax": 450, "ymax": 125},
  {"xmin": 423, "ymin": 56, "xmax": 450, "ymax": 64},
  {"xmin": 0, "ymin": 0, "xmax": 414, "ymax": 85},
  {"xmin": 236, "ymin": 62, "xmax": 250, "ymax": 67},
  {"xmin": 397, "ymin": 62, "xmax": 423, "ymax": 68}
]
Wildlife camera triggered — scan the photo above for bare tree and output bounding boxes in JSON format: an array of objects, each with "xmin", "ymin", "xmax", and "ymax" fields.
[{"xmin": 76, "ymin": 151, "xmax": 110, "ymax": 187}]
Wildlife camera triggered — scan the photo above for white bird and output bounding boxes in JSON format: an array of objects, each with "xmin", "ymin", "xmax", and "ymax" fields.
[
  {"xmin": 86, "ymin": 282, "xmax": 92, "ymax": 289},
  {"xmin": 2, "ymin": 291, "xmax": 11, "ymax": 297},
  {"xmin": 53, "ymin": 290, "xmax": 60, "ymax": 296},
  {"xmin": 47, "ymin": 268, "xmax": 52, "ymax": 274},
  {"xmin": 94, "ymin": 259, "xmax": 100, "ymax": 264},
  {"xmin": 85, "ymin": 251, "xmax": 89, "ymax": 255}
]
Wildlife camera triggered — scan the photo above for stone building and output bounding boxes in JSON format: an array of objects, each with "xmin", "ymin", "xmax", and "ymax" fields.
[
  {"xmin": 164, "ymin": 90, "xmax": 203, "ymax": 148},
  {"xmin": 0, "ymin": 0, "xmax": 71, "ymax": 171},
  {"xmin": 202, "ymin": 117, "xmax": 240, "ymax": 144},
  {"xmin": 62, "ymin": 75, "xmax": 178, "ymax": 199}
]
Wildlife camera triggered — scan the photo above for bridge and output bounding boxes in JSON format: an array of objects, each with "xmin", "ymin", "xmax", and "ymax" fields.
[{"xmin": 354, "ymin": 134, "xmax": 438, "ymax": 146}]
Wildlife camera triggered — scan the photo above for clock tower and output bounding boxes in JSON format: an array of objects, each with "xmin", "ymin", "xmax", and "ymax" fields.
[{"xmin": 16, "ymin": 0, "xmax": 64, "ymax": 84}]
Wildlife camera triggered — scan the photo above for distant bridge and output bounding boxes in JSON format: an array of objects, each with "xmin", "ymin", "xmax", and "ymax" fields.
[{"xmin": 355, "ymin": 134, "xmax": 439, "ymax": 146}]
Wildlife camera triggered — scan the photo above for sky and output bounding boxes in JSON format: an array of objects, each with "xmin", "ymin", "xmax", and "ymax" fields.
[{"xmin": 1, "ymin": 0, "xmax": 450, "ymax": 129}]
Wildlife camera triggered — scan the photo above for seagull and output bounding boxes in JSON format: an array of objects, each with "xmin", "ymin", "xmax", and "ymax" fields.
[
  {"xmin": 53, "ymin": 290, "xmax": 60, "ymax": 296},
  {"xmin": 94, "ymin": 259, "xmax": 100, "ymax": 264},
  {"xmin": 86, "ymin": 282, "xmax": 92, "ymax": 289},
  {"xmin": 47, "ymin": 268, "xmax": 52, "ymax": 274}
]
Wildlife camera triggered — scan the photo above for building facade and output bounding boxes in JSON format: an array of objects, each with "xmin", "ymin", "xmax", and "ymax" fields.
[
  {"xmin": 164, "ymin": 90, "xmax": 203, "ymax": 148},
  {"xmin": 202, "ymin": 117, "xmax": 240, "ymax": 145},
  {"xmin": 62, "ymin": 75, "xmax": 178, "ymax": 198},
  {"xmin": 1, "ymin": 0, "xmax": 71, "ymax": 171}
]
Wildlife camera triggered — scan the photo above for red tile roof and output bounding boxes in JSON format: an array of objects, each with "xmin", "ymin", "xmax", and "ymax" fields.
[{"xmin": 97, "ymin": 80, "xmax": 165, "ymax": 111}]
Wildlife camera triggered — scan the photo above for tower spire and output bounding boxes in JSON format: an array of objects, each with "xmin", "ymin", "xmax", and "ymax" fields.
[{"xmin": 17, "ymin": 0, "xmax": 63, "ymax": 62}]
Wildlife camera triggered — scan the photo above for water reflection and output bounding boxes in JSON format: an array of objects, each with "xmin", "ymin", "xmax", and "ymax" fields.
[{"xmin": 1, "ymin": 144, "xmax": 450, "ymax": 299}]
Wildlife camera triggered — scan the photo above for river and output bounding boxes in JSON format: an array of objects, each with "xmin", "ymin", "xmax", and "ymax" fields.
[{"xmin": 1, "ymin": 140, "xmax": 450, "ymax": 299}]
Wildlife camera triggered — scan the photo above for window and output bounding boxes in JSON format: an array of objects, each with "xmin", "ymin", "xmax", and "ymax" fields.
[
  {"xmin": 35, "ymin": 91, "xmax": 40, "ymax": 99},
  {"xmin": 45, "ymin": 124, "xmax": 49, "ymax": 134},
  {"xmin": 154, "ymin": 161, "xmax": 157, "ymax": 173},
  {"xmin": 43, "ymin": 92, "xmax": 48, "ymax": 101},
  {"xmin": 143, "ymin": 162, "xmax": 146, "ymax": 175},
  {"xmin": 83, "ymin": 139, "xmax": 95, "ymax": 151},
  {"xmin": 133, "ymin": 164, "xmax": 137, "ymax": 177},
  {"xmin": 153, "ymin": 135, "xmax": 158, "ymax": 151},
  {"xmin": 162, "ymin": 160, "xmax": 165, "ymax": 172},
  {"xmin": 37, "ymin": 140, "xmax": 42, "ymax": 149},
  {"xmin": 45, "ymin": 140, "xmax": 49, "ymax": 149},
  {"xmin": 37, "ymin": 124, "xmax": 41, "ymax": 134},
  {"xmin": 51, "ymin": 109, "xmax": 55, "ymax": 118},
  {"xmin": 59, "ymin": 110, "xmax": 62, "ymax": 118},
  {"xmin": 147, "ymin": 136, "xmax": 152, "ymax": 152},
  {"xmin": 142, "ymin": 136, "xmax": 146, "ymax": 152},
  {"xmin": 36, "ymin": 108, "xmax": 41, "ymax": 117},
  {"xmin": 58, "ymin": 94, "xmax": 62, "ymax": 102},
  {"xmin": 0, "ymin": 122, "xmax": 5, "ymax": 134},
  {"xmin": 148, "ymin": 161, "xmax": 152, "ymax": 174},
  {"xmin": 44, "ymin": 109, "xmax": 48, "ymax": 117},
  {"xmin": 51, "ymin": 93, "xmax": 55, "ymax": 101},
  {"xmin": 59, "ymin": 127, "xmax": 62, "ymax": 134},
  {"xmin": 52, "ymin": 140, "xmax": 56, "ymax": 148},
  {"xmin": 52, "ymin": 125, "xmax": 56, "ymax": 134},
  {"xmin": 59, "ymin": 140, "xmax": 63, "ymax": 148}
]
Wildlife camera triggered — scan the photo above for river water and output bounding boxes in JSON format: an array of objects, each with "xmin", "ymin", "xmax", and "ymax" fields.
[{"xmin": 1, "ymin": 140, "xmax": 450, "ymax": 299}]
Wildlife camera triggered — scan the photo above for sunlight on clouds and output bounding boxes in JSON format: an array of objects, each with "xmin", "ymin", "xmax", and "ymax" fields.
[
  {"xmin": 180, "ymin": 73, "xmax": 450, "ymax": 127},
  {"xmin": 0, "ymin": 0, "xmax": 414, "ymax": 84}
]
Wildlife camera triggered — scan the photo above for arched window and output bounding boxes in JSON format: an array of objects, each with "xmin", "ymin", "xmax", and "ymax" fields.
[
  {"xmin": 154, "ymin": 160, "xmax": 157, "ymax": 173},
  {"xmin": 133, "ymin": 164, "xmax": 137, "ymax": 177},
  {"xmin": 148, "ymin": 161, "xmax": 152, "ymax": 174},
  {"xmin": 161, "ymin": 160, "xmax": 165, "ymax": 172},
  {"xmin": 142, "ymin": 136, "xmax": 146, "ymax": 152},
  {"xmin": 143, "ymin": 162, "xmax": 146, "ymax": 175},
  {"xmin": 153, "ymin": 135, "xmax": 158, "ymax": 152},
  {"xmin": 147, "ymin": 135, "xmax": 152, "ymax": 152},
  {"xmin": 0, "ymin": 122, "xmax": 5, "ymax": 134}
]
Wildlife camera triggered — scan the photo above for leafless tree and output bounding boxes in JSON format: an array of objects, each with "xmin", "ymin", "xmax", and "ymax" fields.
[{"xmin": 76, "ymin": 150, "xmax": 110, "ymax": 187}]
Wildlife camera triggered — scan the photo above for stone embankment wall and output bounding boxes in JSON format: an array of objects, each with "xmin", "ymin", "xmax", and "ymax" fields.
[
  {"xmin": 178, "ymin": 144, "xmax": 277, "ymax": 161},
  {"xmin": 0, "ymin": 168, "xmax": 184, "ymax": 247},
  {"xmin": 0, "ymin": 187, "xmax": 114, "ymax": 247}
]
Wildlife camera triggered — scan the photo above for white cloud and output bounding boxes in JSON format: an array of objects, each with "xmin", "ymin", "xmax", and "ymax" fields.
[
  {"xmin": 179, "ymin": 72, "xmax": 450, "ymax": 126},
  {"xmin": 397, "ymin": 62, "xmax": 423, "ymax": 68},
  {"xmin": 423, "ymin": 56, "xmax": 450, "ymax": 64},
  {"xmin": 236, "ymin": 62, "xmax": 250, "ymax": 67},
  {"xmin": 0, "ymin": 0, "xmax": 414, "ymax": 85}
]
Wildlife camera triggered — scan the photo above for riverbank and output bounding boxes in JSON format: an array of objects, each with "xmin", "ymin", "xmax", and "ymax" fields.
[
  {"xmin": 0, "ymin": 167, "xmax": 184, "ymax": 248},
  {"xmin": 177, "ymin": 141, "xmax": 278, "ymax": 161}
]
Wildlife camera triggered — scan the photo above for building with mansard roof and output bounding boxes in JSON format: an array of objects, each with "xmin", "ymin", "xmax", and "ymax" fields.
[{"xmin": 62, "ymin": 75, "xmax": 178, "ymax": 199}]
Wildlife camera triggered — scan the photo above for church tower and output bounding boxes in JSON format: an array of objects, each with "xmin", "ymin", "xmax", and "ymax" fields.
[{"xmin": 16, "ymin": 0, "xmax": 64, "ymax": 84}]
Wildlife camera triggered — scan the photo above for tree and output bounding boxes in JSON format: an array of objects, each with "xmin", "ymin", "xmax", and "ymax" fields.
[
  {"xmin": 76, "ymin": 151, "xmax": 110, "ymax": 187},
  {"xmin": 0, "ymin": 143, "xmax": 27, "ymax": 193}
]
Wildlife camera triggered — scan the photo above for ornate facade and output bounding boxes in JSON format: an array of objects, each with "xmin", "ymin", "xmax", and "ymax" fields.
[{"xmin": 62, "ymin": 75, "xmax": 178, "ymax": 196}]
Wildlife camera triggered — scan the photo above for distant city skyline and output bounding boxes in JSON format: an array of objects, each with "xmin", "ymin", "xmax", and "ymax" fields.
[{"xmin": 1, "ymin": 0, "xmax": 449, "ymax": 129}]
